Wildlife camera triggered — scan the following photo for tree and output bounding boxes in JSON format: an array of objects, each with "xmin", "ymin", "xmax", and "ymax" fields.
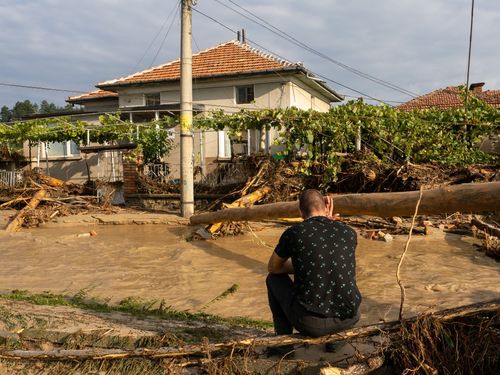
[
  {"xmin": 11, "ymin": 100, "xmax": 38, "ymax": 119},
  {"xmin": 40, "ymin": 100, "xmax": 58, "ymax": 114},
  {"xmin": 1, "ymin": 105, "xmax": 12, "ymax": 122}
]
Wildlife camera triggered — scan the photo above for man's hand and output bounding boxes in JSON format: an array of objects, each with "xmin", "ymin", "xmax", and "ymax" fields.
[{"xmin": 325, "ymin": 195, "xmax": 340, "ymax": 220}]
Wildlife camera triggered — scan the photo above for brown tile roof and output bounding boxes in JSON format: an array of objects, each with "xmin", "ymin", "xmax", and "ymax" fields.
[
  {"xmin": 67, "ymin": 89, "xmax": 118, "ymax": 103},
  {"xmin": 398, "ymin": 85, "xmax": 500, "ymax": 111},
  {"xmin": 98, "ymin": 40, "xmax": 298, "ymax": 87}
]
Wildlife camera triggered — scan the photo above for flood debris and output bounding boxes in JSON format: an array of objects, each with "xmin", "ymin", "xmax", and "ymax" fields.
[
  {"xmin": 0, "ymin": 299, "xmax": 497, "ymax": 374},
  {"xmin": 0, "ymin": 170, "xmax": 120, "ymax": 230}
]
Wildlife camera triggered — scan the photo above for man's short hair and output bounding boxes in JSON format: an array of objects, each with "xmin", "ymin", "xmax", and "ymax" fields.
[{"xmin": 299, "ymin": 189, "xmax": 325, "ymax": 217}]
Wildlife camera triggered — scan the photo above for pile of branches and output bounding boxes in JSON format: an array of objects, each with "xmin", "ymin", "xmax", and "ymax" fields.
[
  {"xmin": 390, "ymin": 310, "xmax": 499, "ymax": 374},
  {"xmin": 0, "ymin": 170, "xmax": 117, "ymax": 230},
  {"xmin": 138, "ymin": 152, "xmax": 498, "ymax": 201}
]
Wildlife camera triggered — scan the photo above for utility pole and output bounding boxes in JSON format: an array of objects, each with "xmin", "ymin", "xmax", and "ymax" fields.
[{"xmin": 180, "ymin": 0, "xmax": 194, "ymax": 217}]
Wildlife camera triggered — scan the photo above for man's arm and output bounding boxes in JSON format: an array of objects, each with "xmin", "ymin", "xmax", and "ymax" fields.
[{"xmin": 268, "ymin": 251, "xmax": 295, "ymax": 274}]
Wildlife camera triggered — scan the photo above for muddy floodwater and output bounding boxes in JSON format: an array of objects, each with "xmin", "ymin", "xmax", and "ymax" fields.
[{"xmin": 0, "ymin": 219, "xmax": 499, "ymax": 325}]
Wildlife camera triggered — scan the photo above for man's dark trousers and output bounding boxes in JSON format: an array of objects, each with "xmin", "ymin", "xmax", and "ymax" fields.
[{"xmin": 266, "ymin": 273, "xmax": 360, "ymax": 337}]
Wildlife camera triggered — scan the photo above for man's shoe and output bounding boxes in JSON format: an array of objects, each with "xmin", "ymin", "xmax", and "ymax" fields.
[{"xmin": 325, "ymin": 341, "xmax": 345, "ymax": 353}]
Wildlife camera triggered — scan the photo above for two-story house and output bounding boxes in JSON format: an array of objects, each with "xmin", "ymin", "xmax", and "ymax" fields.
[{"xmin": 44, "ymin": 40, "xmax": 342, "ymax": 183}]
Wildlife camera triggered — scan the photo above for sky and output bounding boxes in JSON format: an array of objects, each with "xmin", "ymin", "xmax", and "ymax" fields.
[{"xmin": 0, "ymin": 0, "xmax": 498, "ymax": 108}]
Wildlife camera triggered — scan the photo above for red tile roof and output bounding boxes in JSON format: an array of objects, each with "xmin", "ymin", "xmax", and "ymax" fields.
[
  {"xmin": 398, "ymin": 85, "xmax": 500, "ymax": 111},
  {"xmin": 67, "ymin": 89, "xmax": 118, "ymax": 103},
  {"xmin": 98, "ymin": 40, "xmax": 297, "ymax": 87}
]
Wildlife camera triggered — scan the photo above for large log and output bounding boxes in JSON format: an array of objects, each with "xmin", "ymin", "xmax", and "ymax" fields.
[
  {"xmin": 0, "ymin": 299, "xmax": 497, "ymax": 361},
  {"xmin": 190, "ymin": 181, "xmax": 500, "ymax": 225},
  {"xmin": 4, "ymin": 189, "xmax": 47, "ymax": 232}
]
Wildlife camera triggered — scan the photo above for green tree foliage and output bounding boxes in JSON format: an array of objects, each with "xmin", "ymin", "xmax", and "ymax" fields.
[
  {"xmin": 0, "ymin": 105, "xmax": 11, "ymax": 122},
  {"xmin": 0, "ymin": 89, "xmax": 498, "ymax": 175},
  {"xmin": 1, "ymin": 99, "xmax": 76, "ymax": 121},
  {"xmin": 0, "ymin": 114, "xmax": 176, "ymax": 164},
  {"xmin": 11, "ymin": 100, "xmax": 38, "ymax": 119},
  {"xmin": 196, "ymin": 92, "xmax": 499, "ymax": 179}
]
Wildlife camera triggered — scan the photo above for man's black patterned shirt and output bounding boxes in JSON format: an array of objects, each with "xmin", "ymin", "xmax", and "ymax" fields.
[{"xmin": 275, "ymin": 216, "xmax": 361, "ymax": 319}]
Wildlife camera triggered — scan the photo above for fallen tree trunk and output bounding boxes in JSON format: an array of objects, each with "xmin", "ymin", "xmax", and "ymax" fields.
[
  {"xmin": 471, "ymin": 218, "xmax": 500, "ymax": 238},
  {"xmin": 190, "ymin": 181, "xmax": 500, "ymax": 225},
  {"xmin": 4, "ymin": 189, "xmax": 48, "ymax": 232},
  {"xmin": 0, "ymin": 299, "xmax": 497, "ymax": 361}
]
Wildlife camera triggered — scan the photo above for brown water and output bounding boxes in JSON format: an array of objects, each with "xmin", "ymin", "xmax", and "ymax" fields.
[{"xmin": 0, "ymin": 222, "xmax": 498, "ymax": 325}]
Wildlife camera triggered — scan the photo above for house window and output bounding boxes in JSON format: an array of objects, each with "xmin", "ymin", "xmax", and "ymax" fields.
[
  {"xmin": 145, "ymin": 93, "xmax": 160, "ymax": 106},
  {"xmin": 45, "ymin": 141, "xmax": 80, "ymax": 157},
  {"xmin": 235, "ymin": 85, "xmax": 254, "ymax": 104}
]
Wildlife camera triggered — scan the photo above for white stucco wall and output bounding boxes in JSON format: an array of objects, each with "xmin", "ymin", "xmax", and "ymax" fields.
[{"xmin": 110, "ymin": 73, "xmax": 336, "ymax": 169}]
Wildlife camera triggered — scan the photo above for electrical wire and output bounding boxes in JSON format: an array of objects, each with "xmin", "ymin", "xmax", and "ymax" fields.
[
  {"xmin": 465, "ymin": 0, "xmax": 475, "ymax": 106},
  {"xmin": 131, "ymin": 0, "xmax": 180, "ymax": 73},
  {"xmin": 216, "ymin": 0, "xmax": 418, "ymax": 98},
  {"xmin": 0, "ymin": 82, "xmax": 87, "ymax": 94},
  {"xmin": 191, "ymin": 7, "xmax": 391, "ymax": 105},
  {"xmin": 150, "ymin": 1, "xmax": 181, "ymax": 68}
]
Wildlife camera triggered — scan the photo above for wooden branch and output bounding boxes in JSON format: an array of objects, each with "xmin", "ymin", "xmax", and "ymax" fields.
[
  {"xmin": 320, "ymin": 356, "xmax": 384, "ymax": 375},
  {"xmin": 38, "ymin": 175, "xmax": 66, "ymax": 188},
  {"xmin": 0, "ymin": 299, "xmax": 497, "ymax": 361},
  {"xmin": 209, "ymin": 186, "xmax": 271, "ymax": 234},
  {"xmin": 0, "ymin": 197, "xmax": 28, "ymax": 208},
  {"xmin": 190, "ymin": 181, "xmax": 500, "ymax": 225},
  {"xmin": 397, "ymin": 188, "xmax": 423, "ymax": 321},
  {"xmin": 4, "ymin": 189, "xmax": 48, "ymax": 232},
  {"xmin": 471, "ymin": 218, "xmax": 500, "ymax": 238}
]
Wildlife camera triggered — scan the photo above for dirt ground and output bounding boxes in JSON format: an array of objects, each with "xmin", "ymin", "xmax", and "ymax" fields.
[{"xmin": 0, "ymin": 210, "xmax": 499, "ymax": 367}]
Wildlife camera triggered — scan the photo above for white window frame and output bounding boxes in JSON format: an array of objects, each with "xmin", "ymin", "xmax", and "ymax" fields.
[{"xmin": 43, "ymin": 141, "xmax": 80, "ymax": 158}]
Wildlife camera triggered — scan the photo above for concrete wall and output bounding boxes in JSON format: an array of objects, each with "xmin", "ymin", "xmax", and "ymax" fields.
[
  {"xmin": 287, "ymin": 78, "xmax": 331, "ymax": 112},
  {"xmin": 80, "ymin": 98, "xmax": 119, "ymax": 112}
]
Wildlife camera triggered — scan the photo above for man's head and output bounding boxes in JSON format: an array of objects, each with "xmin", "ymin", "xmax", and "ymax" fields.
[{"xmin": 299, "ymin": 189, "xmax": 326, "ymax": 219}]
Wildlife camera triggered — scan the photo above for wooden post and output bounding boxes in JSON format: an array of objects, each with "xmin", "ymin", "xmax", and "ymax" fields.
[{"xmin": 180, "ymin": 0, "xmax": 194, "ymax": 218}]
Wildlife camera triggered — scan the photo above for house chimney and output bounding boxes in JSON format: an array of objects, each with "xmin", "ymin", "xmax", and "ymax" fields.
[
  {"xmin": 469, "ymin": 82, "xmax": 485, "ymax": 94},
  {"xmin": 237, "ymin": 30, "xmax": 241, "ymax": 42},
  {"xmin": 241, "ymin": 29, "xmax": 246, "ymax": 43}
]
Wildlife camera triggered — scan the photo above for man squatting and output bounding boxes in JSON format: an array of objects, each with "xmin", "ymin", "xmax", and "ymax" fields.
[{"xmin": 266, "ymin": 189, "xmax": 361, "ymax": 347}]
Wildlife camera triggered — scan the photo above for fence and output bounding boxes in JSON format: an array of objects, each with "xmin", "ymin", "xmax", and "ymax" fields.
[
  {"xmin": 143, "ymin": 163, "xmax": 171, "ymax": 183},
  {"xmin": 0, "ymin": 170, "xmax": 23, "ymax": 187}
]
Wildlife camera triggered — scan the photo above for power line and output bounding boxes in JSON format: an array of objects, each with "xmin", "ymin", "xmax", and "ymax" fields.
[
  {"xmin": 150, "ymin": 1, "xmax": 181, "ymax": 68},
  {"xmin": 191, "ymin": 7, "xmax": 391, "ymax": 105},
  {"xmin": 216, "ymin": 0, "xmax": 418, "ymax": 98},
  {"xmin": 0, "ymin": 82, "xmax": 87, "ymax": 94},
  {"xmin": 465, "ymin": 0, "xmax": 475, "ymax": 106},
  {"xmin": 131, "ymin": 0, "xmax": 180, "ymax": 73}
]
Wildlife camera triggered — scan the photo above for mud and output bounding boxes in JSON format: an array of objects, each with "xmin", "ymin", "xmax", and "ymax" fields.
[{"xmin": 0, "ymin": 217, "xmax": 498, "ymax": 325}]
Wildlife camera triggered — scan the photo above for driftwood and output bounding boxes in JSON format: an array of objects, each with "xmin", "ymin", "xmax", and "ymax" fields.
[
  {"xmin": 471, "ymin": 218, "xmax": 500, "ymax": 238},
  {"xmin": 4, "ymin": 189, "xmax": 48, "ymax": 232},
  {"xmin": 190, "ymin": 181, "xmax": 500, "ymax": 225},
  {"xmin": 209, "ymin": 186, "xmax": 271, "ymax": 234},
  {"xmin": 37, "ymin": 175, "xmax": 66, "ymax": 188},
  {"xmin": 0, "ymin": 299, "xmax": 497, "ymax": 361},
  {"xmin": 320, "ymin": 356, "xmax": 385, "ymax": 375}
]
